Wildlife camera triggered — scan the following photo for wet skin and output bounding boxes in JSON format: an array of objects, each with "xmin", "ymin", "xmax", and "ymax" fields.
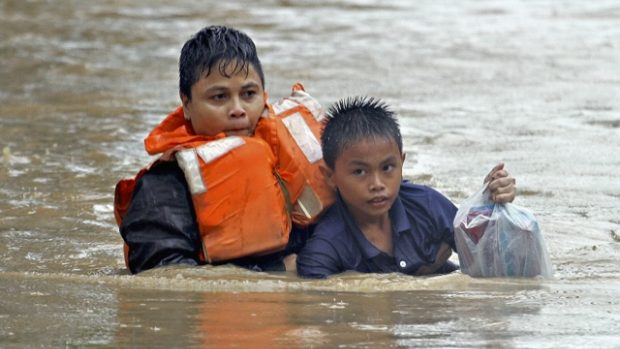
[
  {"xmin": 180, "ymin": 62, "xmax": 265, "ymax": 137},
  {"xmin": 322, "ymin": 137, "xmax": 405, "ymax": 254}
]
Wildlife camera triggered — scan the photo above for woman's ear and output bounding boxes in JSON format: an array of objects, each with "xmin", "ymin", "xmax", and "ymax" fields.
[{"xmin": 320, "ymin": 165, "xmax": 336, "ymax": 190}]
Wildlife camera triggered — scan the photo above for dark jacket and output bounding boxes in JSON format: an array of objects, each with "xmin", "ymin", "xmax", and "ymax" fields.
[{"xmin": 119, "ymin": 160, "xmax": 310, "ymax": 274}]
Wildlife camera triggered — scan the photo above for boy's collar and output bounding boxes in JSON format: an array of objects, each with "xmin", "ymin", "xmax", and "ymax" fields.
[{"xmin": 336, "ymin": 189, "xmax": 411, "ymax": 259}]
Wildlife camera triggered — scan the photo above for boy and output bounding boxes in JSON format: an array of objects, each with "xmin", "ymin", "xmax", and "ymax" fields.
[
  {"xmin": 296, "ymin": 97, "xmax": 516, "ymax": 278},
  {"xmin": 114, "ymin": 25, "xmax": 328, "ymax": 274}
]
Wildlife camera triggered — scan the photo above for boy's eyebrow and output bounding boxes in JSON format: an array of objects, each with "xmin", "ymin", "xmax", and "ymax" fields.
[
  {"xmin": 381, "ymin": 154, "xmax": 399, "ymax": 163},
  {"xmin": 348, "ymin": 159, "xmax": 369, "ymax": 166},
  {"xmin": 203, "ymin": 85, "xmax": 228, "ymax": 93},
  {"xmin": 203, "ymin": 81, "xmax": 260, "ymax": 93},
  {"xmin": 347, "ymin": 154, "xmax": 398, "ymax": 166},
  {"xmin": 241, "ymin": 81, "xmax": 261, "ymax": 89}
]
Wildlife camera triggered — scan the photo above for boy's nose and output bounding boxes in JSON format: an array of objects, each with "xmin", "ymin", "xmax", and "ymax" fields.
[
  {"xmin": 229, "ymin": 98, "xmax": 246, "ymax": 118},
  {"xmin": 369, "ymin": 173, "xmax": 385, "ymax": 191}
]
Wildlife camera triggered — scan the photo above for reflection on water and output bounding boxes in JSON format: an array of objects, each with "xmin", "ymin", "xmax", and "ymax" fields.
[
  {"xmin": 4, "ymin": 268, "xmax": 619, "ymax": 348},
  {"xmin": 1, "ymin": 0, "xmax": 619, "ymax": 348}
]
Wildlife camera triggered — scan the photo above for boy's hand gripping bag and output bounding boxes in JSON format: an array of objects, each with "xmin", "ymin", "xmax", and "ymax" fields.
[{"xmin": 453, "ymin": 185, "xmax": 553, "ymax": 278}]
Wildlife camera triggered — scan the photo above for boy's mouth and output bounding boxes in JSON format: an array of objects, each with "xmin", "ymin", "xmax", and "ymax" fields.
[
  {"xmin": 225, "ymin": 128, "xmax": 249, "ymax": 136},
  {"xmin": 368, "ymin": 196, "xmax": 389, "ymax": 207}
]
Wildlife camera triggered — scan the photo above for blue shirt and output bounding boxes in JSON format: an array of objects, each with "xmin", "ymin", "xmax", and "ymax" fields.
[{"xmin": 297, "ymin": 181, "xmax": 459, "ymax": 278}]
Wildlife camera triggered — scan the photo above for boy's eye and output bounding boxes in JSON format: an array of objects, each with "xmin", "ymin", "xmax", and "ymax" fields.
[
  {"xmin": 383, "ymin": 164, "xmax": 395, "ymax": 172},
  {"xmin": 242, "ymin": 90, "xmax": 257, "ymax": 99},
  {"xmin": 352, "ymin": 169, "xmax": 366, "ymax": 176},
  {"xmin": 210, "ymin": 93, "xmax": 227, "ymax": 101}
]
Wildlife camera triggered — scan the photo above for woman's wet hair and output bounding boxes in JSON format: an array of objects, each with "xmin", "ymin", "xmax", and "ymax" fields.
[
  {"xmin": 179, "ymin": 25, "xmax": 265, "ymax": 99},
  {"xmin": 321, "ymin": 96, "xmax": 403, "ymax": 169}
]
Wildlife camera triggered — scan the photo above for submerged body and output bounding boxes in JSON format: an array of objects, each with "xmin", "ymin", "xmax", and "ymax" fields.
[{"xmin": 297, "ymin": 180, "xmax": 459, "ymax": 278}]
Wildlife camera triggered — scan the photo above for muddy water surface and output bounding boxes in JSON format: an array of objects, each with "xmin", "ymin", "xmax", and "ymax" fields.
[{"xmin": 1, "ymin": 1, "xmax": 619, "ymax": 348}]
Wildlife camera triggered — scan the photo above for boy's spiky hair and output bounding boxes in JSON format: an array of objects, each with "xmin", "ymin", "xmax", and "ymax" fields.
[
  {"xmin": 321, "ymin": 96, "xmax": 403, "ymax": 169},
  {"xmin": 179, "ymin": 25, "xmax": 265, "ymax": 99}
]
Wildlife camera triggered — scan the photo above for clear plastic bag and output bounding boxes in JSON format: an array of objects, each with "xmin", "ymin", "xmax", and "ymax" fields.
[{"xmin": 453, "ymin": 185, "xmax": 553, "ymax": 278}]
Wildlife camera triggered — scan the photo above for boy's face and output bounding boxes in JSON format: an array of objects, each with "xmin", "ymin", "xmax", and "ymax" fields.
[
  {"xmin": 181, "ymin": 62, "xmax": 265, "ymax": 137},
  {"xmin": 323, "ymin": 137, "xmax": 404, "ymax": 225}
]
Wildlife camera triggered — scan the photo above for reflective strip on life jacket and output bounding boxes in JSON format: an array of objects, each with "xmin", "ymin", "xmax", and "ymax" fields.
[
  {"xmin": 281, "ymin": 112, "xmax": 322, "ymax": 164},
  {"xmin": 175, "ymin": 136, "xmax": 291, "ymax": 263},
  {"xmin": 272, "ymin": 83, "xmax": 323, "ymax": 120},
  {"xmin": 263, "ymin": 83, "xmax": 335, "ymax": 226},
  {"xmin": 176, "ymin": 137, "xmax": 246, "ymax": 195}
]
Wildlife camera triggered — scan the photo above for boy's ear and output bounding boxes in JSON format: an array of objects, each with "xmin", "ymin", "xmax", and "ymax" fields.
[
  {"xmin": 180, "ymin": 92, "xmax": 191, "ymax": 121},
  {"xmin": 320, "ymin": 164, "xmax": 336, "ymax": 190},
  {"xmin": 401, "ymin": 152, "xmax": 406, "ymax": 163},
  {"xmin": 180, "ymin": 92, "xmax": 190, "ymax": 108}
]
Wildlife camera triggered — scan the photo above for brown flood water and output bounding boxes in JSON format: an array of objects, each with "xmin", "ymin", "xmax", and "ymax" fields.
[{"xmin": 1, "ymin": 1, "xmax": 619, "ymax": 348}]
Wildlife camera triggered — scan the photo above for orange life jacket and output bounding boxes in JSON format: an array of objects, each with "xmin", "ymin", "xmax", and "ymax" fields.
[
  {"xmin": 258, "ymin": 83, "xmax": 335, "ymax": 226},
  {"xmin": 114, "ymin": 84, "xmax": 334, "ymax": 267}
]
